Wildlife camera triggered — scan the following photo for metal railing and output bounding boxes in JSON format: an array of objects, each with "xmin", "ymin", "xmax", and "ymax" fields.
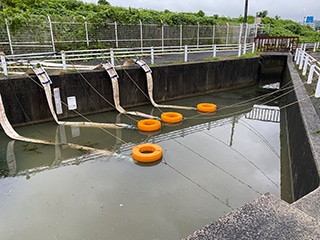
[
  {"xmin": 0, "ymin": 43, "xmax": 255, "ymax": 75},
  {"xmin": 254, "ymin": 36, "xmax": 299, "ymax": 52},
  {"xmin": 294, "ymin": 47, "xmax": 320, "ymax": 97},
  {"xmin": 245, "ymin": 105, "xmax": 280, "ymax": 122}
]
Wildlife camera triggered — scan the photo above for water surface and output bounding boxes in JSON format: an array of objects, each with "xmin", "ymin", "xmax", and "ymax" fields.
[{"xmin": 0, "ymin": 86, "xmax": 280, "ymax": 239}]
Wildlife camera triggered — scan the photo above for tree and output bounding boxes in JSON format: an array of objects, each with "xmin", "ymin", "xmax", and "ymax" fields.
[
  {"xmin": 98, "ymin": 0, "xmax": 110, "ymax": 5},
  {"xmin": 196, "ymin": 10, "xmax": 205, "ymax": 17},
  {"xmin": 256, "ymin": 10, "xmax": 268, "ymax": 18}
]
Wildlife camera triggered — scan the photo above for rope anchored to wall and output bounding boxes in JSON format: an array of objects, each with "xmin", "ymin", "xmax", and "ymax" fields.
[{"xmin": 32, "ymin": 66, "xmax": 135, "ymax": 129}]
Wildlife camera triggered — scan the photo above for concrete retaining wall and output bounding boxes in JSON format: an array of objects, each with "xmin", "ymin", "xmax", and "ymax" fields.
[
  {"xmin": 282, "ymin": 56, "xmax": 320, "ymax": 201},
  {"xmin": 0, "ymin": 57, "xmax": 260, "ymax": 126}
]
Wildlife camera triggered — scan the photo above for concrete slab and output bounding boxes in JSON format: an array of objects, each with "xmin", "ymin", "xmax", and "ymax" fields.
[
  {"xmin": 292, "ymin": 187, "xmax": 320, "ymax": 220},
  {"xmin": 183, "ymin": 193, "xmax": 320, "ymax": 240}
]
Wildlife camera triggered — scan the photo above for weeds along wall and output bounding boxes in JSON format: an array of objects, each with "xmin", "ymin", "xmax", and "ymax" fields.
[{"xmin": 0, "ymin": 57, "xmax": 265, "ymax": 126}]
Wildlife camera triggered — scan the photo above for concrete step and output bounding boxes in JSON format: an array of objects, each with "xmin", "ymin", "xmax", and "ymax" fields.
[
  {"xmin": 183, "ymin": 193, "xmax": 320, "ymax": 240},
  {"xmin": 292, "ymin": 187, "xmax": 320, "ymax": 220}
]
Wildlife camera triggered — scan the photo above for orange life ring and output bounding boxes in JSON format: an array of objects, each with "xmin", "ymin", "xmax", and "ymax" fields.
[
  {"xmin": 132, "ymin": 143, "xmax": 162, "ymax": 163},
  {"xmin": 137, "ymin": 119, "xmax": 161, "ymax": 132},
  {"xmin": 197, "ymin": 103, "xmax": 217, "ymax": 113},
  {"xmin": 161, "ymin": 112, "xmax": 183, "ymax": 123}
]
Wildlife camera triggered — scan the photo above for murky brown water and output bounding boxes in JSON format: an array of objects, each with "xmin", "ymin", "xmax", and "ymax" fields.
[{"xmin": 0, "ymin": 86, "xmax": 281, "ymax": 239}]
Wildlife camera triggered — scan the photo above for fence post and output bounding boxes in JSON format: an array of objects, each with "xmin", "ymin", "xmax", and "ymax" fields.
[
  {"xmin": 114, "ymin": 21, "xmax": 118, "ymax": 48},
  {"xmin": 184, "ymin": 45, "xmax": 188, "ymax": 62},
  {"xmin": 180, "ymin": 25, "xmax": 183, "ymax": 48},
  {"xmin": 295, "ymin": 48, "xmax": 300, "ymax": 64},
  {"xmin": 139, "ymin": 20, "xmax": 143, "ymax": 50},
  {"xmin": 302, "ymin": 55, "xmax": 309, "ymax": 75},
  {"xmin": 110, "ymin": 48, "xmax": 115, "ymax": 66},
  {"xmin": 5, "ymin": 19, "xmax": 14, "ymax": 55},
  {"xmin": 313, "ymin": 42, "xmax": 317, "ymax": 52},
  {"xmin": 213, "ymin": 45, "xmax": 217, "ymax": 57},
  {"xmin": 243, "ymin": 43, "xmax": 247, "ymax": 55},
  {"xmin": 293, "ymin": 48, "xmax": 298, "ymax": 62},
  {"xmin": 238, "ymin": 44, "xmax": 242, "ymax": 57},
  {"xmin": 151, "ymin": 46, "xmax": 154, "ymax": 64},
  {"xmin": 161, "ymin": 23, "xmax": 164, "ymax": 50},
  {"xmin": 85, "ymin": 21, "xmax": 89, "ymax": 46},
  {"xmin": 299, "ymin": 51, "xmax": 305, "ymax": 70},
  {"xmin": 212, "ymin": 25, "xmax": 215, "ymax": 44},
  {"xmin": 226, "ymin": 22, "xmax": 229, "ymax": 45},
  {"xmin": 252, "ymin": 42, "xmax": 255, "ymax": 53},
  {"xmin": 307, "ymin": 64, "xmax": 316, "ymax": 84},
  {"xmin": 197, "ymin": 22, "xmax": 200, "ymax": 48},
  {"xmin": 61, "ymin": 51, "xmax": 67, "ymax": 70},
  {"xmin": 47, "ymin": 16, "xmax": 56, "ymax": 53},
  {"xmin": 315, "ymin": 75, "xmax": 320, "ymax": 98},
  {"xmin": 0, "ymin": 53, "xmax": 8, "ymax": 76},
  {"xmin": 238, "ymin": 23, "xmax": 243, "ymax": 44},
  {"xmin": 243, "ymin": 23, "xmax": 248, "ymax": 46},
  {"xmin": 254, "ymin": 24, "xmax": 259, "ymax": 38}
]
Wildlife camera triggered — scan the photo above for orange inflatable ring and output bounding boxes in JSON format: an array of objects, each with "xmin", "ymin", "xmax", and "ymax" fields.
[
  {"xmin": 138, "ymin": 119, "xmax": 161, "ymax": 132},
  {"xmin": 197, "ymin": 103, "xmax": 217, "ymax": 113},
  {"xmin": 161, "ymin": 112, "xmax": 183, "ymax": 123},
  {"xmin": 132, "ymin": 143, "xmax": 163, "ymax": 163}
]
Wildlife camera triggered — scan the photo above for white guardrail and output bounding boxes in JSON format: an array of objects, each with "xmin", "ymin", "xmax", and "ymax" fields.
[
  {"xmin": 0, "ymin": 43, "xmax": 255, "ymax": 75},
  {"xmin": 294, "ymin": 46, "xmax": 320, "ymax": 98}
]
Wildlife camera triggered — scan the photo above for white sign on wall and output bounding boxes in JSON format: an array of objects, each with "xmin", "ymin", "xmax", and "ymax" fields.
[
  {"xmin": 67, "ymin": 96, "xmax": 77, "ymax": 110},
  {"xmin": 53, "ymin": 88, "xmax": 63, "ymax": 114}
]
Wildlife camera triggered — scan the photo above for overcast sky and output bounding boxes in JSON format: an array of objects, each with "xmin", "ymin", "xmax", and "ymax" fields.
[{"xmin": 83, "ymin": 0, "xmax": 319, "ymax": 22}]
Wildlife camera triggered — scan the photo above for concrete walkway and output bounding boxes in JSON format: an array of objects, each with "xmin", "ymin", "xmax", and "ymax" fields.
[{"xmin": 184, "ymin": 192, "xmax": 320, "ymax": 240}]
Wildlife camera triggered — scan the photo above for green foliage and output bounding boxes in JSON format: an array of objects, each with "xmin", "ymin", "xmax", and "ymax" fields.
[
  {"xmin": 256, "ymin": 10, "xmax": 268, "ymax": 18},
  {"xmin": 237, "ymin": 51, "xmax": 259, "ymax": 58},
  {"xmin": 0, "ymin": 0, "xmax": 319, "ymax": 42},
  {"xmin": 98, "ymin": 0, "xmax": 109, "ymax": 5},
  {"xmin": 261, "ymin": 17, "xmax": 320, "ymax": 42}
]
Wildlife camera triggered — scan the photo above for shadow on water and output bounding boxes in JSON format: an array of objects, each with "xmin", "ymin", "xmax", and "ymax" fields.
[{"xmin": 0, "ymin": 85, "xmax": 287, "ymax": 239}]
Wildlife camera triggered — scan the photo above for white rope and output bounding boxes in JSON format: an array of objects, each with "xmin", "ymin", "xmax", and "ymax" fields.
[
  {"xmin": 135, "ymin": 59, "xmax": 196, "ymax": 110},
  {"xmin": 32, "ymin": 66, "xmax": 134, "ymax": 129},
  {"xmin": 0, "ymin": 94, "xmax": 112, "ymax": 155},
  {"xmin": 102, "ymin": 62, "xmax": 159, "ymax": 119}
]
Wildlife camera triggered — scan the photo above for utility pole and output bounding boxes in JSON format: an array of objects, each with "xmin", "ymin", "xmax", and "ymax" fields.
[{"xmin": 244, "ymin": 0, "xmax": 248, "ymax": 23}]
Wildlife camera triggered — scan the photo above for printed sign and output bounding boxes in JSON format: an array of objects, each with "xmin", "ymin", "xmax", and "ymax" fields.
[
  {"xmin": 67, "ymin": 96, "xmax": 77, "ymax": 110},
  {"xmin": 306, "ymin": 16, "xmax": 314, "ymax": 23}
]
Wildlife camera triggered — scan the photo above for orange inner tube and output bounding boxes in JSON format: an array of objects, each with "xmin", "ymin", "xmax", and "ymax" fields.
[
  {"xmin": 161, "ymin": 112, "xmax": 183, "ymax": 123},
  {"xmin": 132, "ymin": 143, "xmax": 163, "ymax": 163},
  {"xmin": 137, "ymin": 119, "xmax": 161, "ymax": 132},
  {"xmin": 197, "ymin": 103, "xmax": 217, "ymax": 113}
]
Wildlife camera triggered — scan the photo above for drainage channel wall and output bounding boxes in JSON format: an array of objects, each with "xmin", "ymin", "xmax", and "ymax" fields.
[
  {"xmin": 0, "ymin": 57, "xmax": 263, "ymax": 126},
  {"xmin": 1, "ymin": 54, "xmax": 318, "ymax": 200},
  {"xmin": 282, "ymin": 55, "xmax": 320, "ymax": 201}
]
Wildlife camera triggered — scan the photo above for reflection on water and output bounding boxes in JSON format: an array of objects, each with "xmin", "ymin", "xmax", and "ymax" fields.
[{"xmin": 0, "ymin": 86, "xmax": 281, "ymax": 239}]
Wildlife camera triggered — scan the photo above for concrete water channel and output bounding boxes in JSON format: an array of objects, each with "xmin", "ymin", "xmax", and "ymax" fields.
[
  {"xmin": 5, "ymin": 53, "xmax": 316, "ymax": 239},
  {"xmin": 0, "ymin": 84, "xmax": 283, "ymax": 239}
]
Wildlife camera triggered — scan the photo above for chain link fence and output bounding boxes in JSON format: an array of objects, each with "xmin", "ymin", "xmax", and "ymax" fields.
[{"xmin": 0, "ymin": 17, "xmax": 268, "ymax": 55}]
